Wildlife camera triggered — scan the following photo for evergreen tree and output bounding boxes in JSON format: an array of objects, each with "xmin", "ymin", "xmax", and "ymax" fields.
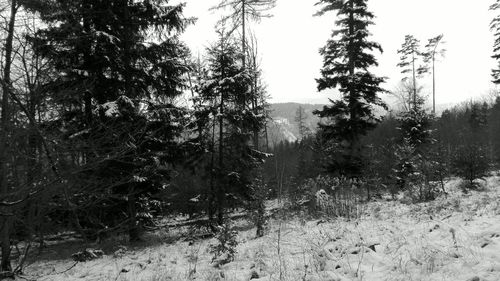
[
  {"xmin": 468, "ymin": 102, "xmax": 488, "ymax": 136},
  {"xmin": 246, "ymin": 33, "xmax": 269, "ymax": 150},
  {"xmin": 294, "ymin": 106, "xmax": 310, "ymax": 140},
  {"xmin": 314, "ymin": 0, "xmax": 386, "ymax": 176},
  {"xmin": 198, "ymin": 28, "xmax": 266, "ymax": 225},
  {"xmin": 398, "ymin": 96, "xmax": 434, "ymax": 150},
  {"xmin": 26, "ymin": 0, "xmax": 192, "ymax": 240},
  {"xmin": 422, "ymin": 34, "xmax": 446, "ymax": 114},
  {"xmin": 490, "ymin": 0, "xmax": 500, "ymax": 83},
  {"xmin": 395, "ymin": 94, "xmax": 435, "ymax": 200},
  {"xmin": 294, "ymin": 105, "xmax": 310, "ymax": 187},
  {"xmin": 397, "ymin": 35, "xmax": 427, "ymax": 109},
  {"xmin": 489, "ymin": 97, "xmax": 500, "ymax": 164},
  {"xmin": 212, "ymin": 1, "xmax": 275, "ymax": 149},
  {"xmin": 211, "ymin": 0, "xmax": 277, "ymax": 67}
]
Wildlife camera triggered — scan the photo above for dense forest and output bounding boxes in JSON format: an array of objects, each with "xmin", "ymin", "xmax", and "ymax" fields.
[{"xmin": 1, "ymin": 0, "xmax": 500, "ymax": 280}]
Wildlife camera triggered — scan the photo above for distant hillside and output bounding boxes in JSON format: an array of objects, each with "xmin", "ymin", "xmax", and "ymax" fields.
[
  {"xmin": 266, "ymin": 101, "xmax": 456, "ymax": 144},
  {"xmin": 267, "ymin": 103, "xmax": 324, "ymax": 144}
]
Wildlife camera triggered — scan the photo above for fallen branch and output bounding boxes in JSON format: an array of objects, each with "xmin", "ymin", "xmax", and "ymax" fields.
[{"xmin": 163, "ymin": 212, "xmax": 248, "ymax": 229}]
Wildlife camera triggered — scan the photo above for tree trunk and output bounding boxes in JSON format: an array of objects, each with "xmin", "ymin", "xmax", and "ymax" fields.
[
  {"xmin": 122, "ymin": 2, "xmax": 141, "ymax": 242},
  {"xmin": 82, "ymin": 0, "xmax": 93, "ymax": 125},
  {"xmin": 366, "ymin": 183, "xmax": 371, "ymax": 202},
  {"xmin": 0, "ymin": 1, "xmax": 17, "ymax": 272},
  {"xmin": 127, "ymin": 188, "xmax": 140, "ymax": 241},
  {"xmin": 241, "ymin": 0, "xmax": 247, "ymax": 110},
  {"xmin": 255, "ymin": 200, "xmax": 264, "ymax": 237},
  {"xmin": 217, "ymin": 36, "xmax": 226, "ymax": 225},
  {"xmin": 264, "ymin": 121, "xmax": 269, "ymax": 152},
  {"xmin": 253, "ymin": 97, "xmax": 259, "ymax": 150},
  {"xmin": 412, "ymin": 52, "xmax": 417, "ymax": 110},
  {"xmin": 347, "ymin": 0, "xmax": 359, "ymax": 175},
  {"xmin": 209, "ymin": 121, "xmax": 216, "ymax": 224},
  {"xmin": 217, "ymin": 88, "xmax": 225, "ymax": 225},
  {"xmin": 432, "ymin": 56, "xmax": 435, "ymax": 115}
]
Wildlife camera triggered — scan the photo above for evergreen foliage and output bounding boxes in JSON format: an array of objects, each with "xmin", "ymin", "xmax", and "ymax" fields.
[
  {"xmin": 422, "ymin": 34, "xmax": 446, "ymax": 114},
  {"xmin": 211, "ymin": 1, "xmax": 275, "ymax": 151},
  {"xmin": 397, "ymin": 35, "xmax": 428, "ymax": 109},
  {"xmin": 197, "ymin": 29, "xmax": 267, "ymax": 224},
  {"xmin": 452, "ymin": 144, "xmax": 490, "ymax": 190},
  {"xmin": 247, "ymin": 172, "xmax": 268, "ymax": 237},
  {"xmin": 25, "ymin": 0, "xmax": 193, "ymax": 240},
  {"xmin": 210, "ymin": 220, "xmax": 238, "ymax": 265},
  {"xmin": 314, "ymin": 0, "xmax": 386, "ymax": 176},
  {"xmin": 397, "ymin": 97, "xmax": 434, "ymax": 150},
  {"xmin": 295, "ymin": 106, "xmax": 310, "ymax": 140},
  {"xmin": 490, "ymin": 0, "xmax": 500, "ymax": 83}
]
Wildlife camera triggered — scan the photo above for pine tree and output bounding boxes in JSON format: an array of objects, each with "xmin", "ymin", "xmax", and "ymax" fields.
[
  {"xmin": 26, "ymin": 0, "xmax": 192, "ymax": 240},
  {"xmin": 422, "ymin": 34, "xmax": 446, "ymax": 114},
  {"xmin": 314, "ymin": 0, "xmax": 386, "ymax": 176},
  {"xmin": 397, "ymin": 35, "xmax": 427, "ymax": 109},
  {"xmin": 490, "ymin": 0, "xmax": 500, "ymax": 83}
]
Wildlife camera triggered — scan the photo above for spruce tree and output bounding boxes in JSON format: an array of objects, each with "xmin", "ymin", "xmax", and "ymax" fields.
[
  {"xmin": 397, "ymin": 96, "xmax": 434, "ymax": 149},
  {"xmin": 26, "ymin": 0, "xmax": 192, "ymax": 240},
  {"xmin": 314, "ymin": 0, "xmax": 386, "ymax": 176},
  {"xmin": 198, "ymin": 29, "xmax": 266, "ymax": 224},
  {"xmin": 211, "ymin": 0, "xmax": 275, "ymax": 149}
]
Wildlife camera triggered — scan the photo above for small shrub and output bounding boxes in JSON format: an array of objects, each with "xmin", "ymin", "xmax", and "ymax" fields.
[
  {"xmin": 281, "ymin": 175, "xmax": 335, "ymax": 216},
  {"xmin": 452, "ymin": 144, "xmax": 490, "ymax": 190},
  {"xmin": 247, "ymin": 176, "xmax": 269, "ymax": 238},
  {"xmin": 310, "ymin": 176, "xmax": 365, "ymax": 219},
  {"xmin": 209, "ymin": 221, "xmax": 238, "ymax": 265},
  {"xmin": 393, "ymin": 139, "xmax": 442, "ymax": 202}
]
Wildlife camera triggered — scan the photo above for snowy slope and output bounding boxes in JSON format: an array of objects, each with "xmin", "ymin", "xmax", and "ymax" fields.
[{"xmin": 18, "ymin": 177, "xmax": 500, "ymax": 281}]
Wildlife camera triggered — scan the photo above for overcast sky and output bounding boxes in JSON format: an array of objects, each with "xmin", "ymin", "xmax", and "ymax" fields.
[{"xmin": 181, "ymin": 0, "xmax": 498, "ymax": 106}]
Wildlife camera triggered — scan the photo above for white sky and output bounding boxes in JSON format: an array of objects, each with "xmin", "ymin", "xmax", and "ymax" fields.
[{"xmin": 181, "ymin": 0, "xmax": 498, "ymax": 106}]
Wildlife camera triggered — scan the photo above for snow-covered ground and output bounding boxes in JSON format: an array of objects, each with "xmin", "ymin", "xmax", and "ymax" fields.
[{"xmin": 17, "ymin": 177, "xmax": 500, "ymax": 281}]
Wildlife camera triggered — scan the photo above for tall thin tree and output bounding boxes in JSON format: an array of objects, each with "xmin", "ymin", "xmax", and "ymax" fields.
[
  {"xmin": 211, "ymin": 0, "xmax": 276, "ymax": 67},
  {"xmin": 422, "ymin": 34, "xmax": 446, "ymax": 114},
  {"xmin": 490, "ymin": 1, "xmax": 500, "ymax": 83},
  {"xmin": 294, "ymin": 106, "xmax": 309, "ymax": 140},
  {"xmin": 314, "ymin": 0, "xmax": 386, "ymax": 176},
  {"xmin": 211, "ymin": 0, "xmax": 275, "ymax": 131},
  {"xmin": 397, "ymin": 35, "xmax": 427, "ymax": 110},
  {"xmin": 0, "ymin": 0, "xmax": 19, "ymax": 272}
]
